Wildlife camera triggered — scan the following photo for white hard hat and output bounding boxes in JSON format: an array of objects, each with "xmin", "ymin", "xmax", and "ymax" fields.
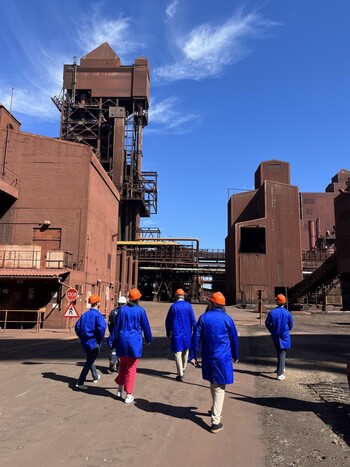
[{"xmin": 118, "ymin": 296, "xmax": 127, "ymax": 304}]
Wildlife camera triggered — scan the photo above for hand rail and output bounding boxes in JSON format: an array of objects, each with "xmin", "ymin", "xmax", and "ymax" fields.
[{"xmin": 0, "ymin": 308, "xmax": 46, "ymax": 333}]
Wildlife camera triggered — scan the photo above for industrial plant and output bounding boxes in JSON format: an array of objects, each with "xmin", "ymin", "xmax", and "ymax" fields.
[{"xmin": 1, "ymin": 43, "xmax": 350, "ymax": 329}]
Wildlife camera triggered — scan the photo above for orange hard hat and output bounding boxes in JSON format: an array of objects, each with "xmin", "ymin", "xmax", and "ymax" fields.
[
  {"xmin": 88, "ymin": 294, "xmax": 101, "ymax": 305},
  {"xmin": 275, "ymin": 294, "xmax": 286, "ymax": 304},
  {"xmin": 129, "ymin": 288, "xmax": 142, "ymax": 300},
  {"xmin": 208, "ymin": 292, "xmax": 226, "ymax": 306},
  {"xmin": 175, "ymin": 289, "xmax": 186, "ymax": 296}
]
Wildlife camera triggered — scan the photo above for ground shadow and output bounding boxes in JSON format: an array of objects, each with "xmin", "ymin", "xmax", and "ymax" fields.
[
  {"xmin": 137, "ymin": 367, "xmax": 209, "ymax": 390},
  {"xmin": 41, "ymin": 371, "xmax": 116, "ymax": 398},
  {"xmin": 137, "ymin": 367, "xmax": 174, "ymax": 380},
  {"xmin": 232, "ymin": 392, "xmax": 350, "ymax": 447},
  {"xmin": 234, "ymin": 368, "xmax": 276, "ymax": 380},
  {"xmin": 135, "ymin": 398, "xmax": 210, "ymax": 431},
  {"xmin": 22, "ymin": 360, "xmax": 85, "ymax": 366}
]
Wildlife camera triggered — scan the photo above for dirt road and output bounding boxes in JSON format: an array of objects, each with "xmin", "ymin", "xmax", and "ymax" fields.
[{"xmin": 0, "ymin": 303, "xmax": 349, "ymax": 466}]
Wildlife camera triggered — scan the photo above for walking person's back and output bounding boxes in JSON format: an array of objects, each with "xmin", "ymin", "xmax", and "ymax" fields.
[
  {"xmin": 265, "ymin": 294, "xmax": 294, "ymax": 380},
  {"xmin": 75, "ymin": 294, "xmax": 106, "ymax": 390},
  {"xmin": 108, "ymin": 288, "xmax": 152, "ymax": 403},
  {"xmin": 165, "ymin": 288, "xmax": 196, "ymax": 381}
]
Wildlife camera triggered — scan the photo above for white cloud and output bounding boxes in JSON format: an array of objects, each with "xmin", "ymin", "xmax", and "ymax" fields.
[
  {"xmin": 0, "ymin": 7, "xmax": 143, "ymax": 122},
  {"xmin": 148, "ymin": 97, "xmax": 200, "ymax": 133},
  {"xmin": 165, "ymin": 1, "xmax": 179, "ymax": 20},
  {"xmin": 154, "ymin": 10, "xmax": 278, "ymax": 81},
  {"xmin": 0, "ymin": 46, "xmax": 67, "ymax": 121},
  {"xmin": 77, "ymin": 14, "xmax": 141, "ymax": 58}
]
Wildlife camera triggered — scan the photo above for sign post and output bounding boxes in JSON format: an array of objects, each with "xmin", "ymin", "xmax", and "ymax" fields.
[
  {"xmin": 66, "ymin": 288, "xmax": 78, "ymax": 302},
  {"xmin": 64, "ymin": 288, "xmax": 79, "ymax": 332}
]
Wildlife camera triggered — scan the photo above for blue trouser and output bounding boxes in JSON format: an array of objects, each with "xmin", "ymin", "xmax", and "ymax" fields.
[
  {"xmin": 109, "ymin": 348, "xmax": 119, "ymax": 371},
  {"xmin": 78, "ymin": 344, "xmax": 100, "ymax": 385},
  {"xmin": 276, "ymin": 345, "xmax": 286, "ymax": 377}
]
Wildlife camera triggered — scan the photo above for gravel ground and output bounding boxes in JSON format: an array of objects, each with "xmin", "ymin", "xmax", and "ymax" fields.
[{"xmin": 238, "ymin": 310, "xmax": 350, "ymax": 467}]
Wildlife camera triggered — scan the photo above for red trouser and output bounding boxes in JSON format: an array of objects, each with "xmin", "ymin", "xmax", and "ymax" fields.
[{"xmin": 115, "ymin": 356, "xmax": 139, "ymax": 394}]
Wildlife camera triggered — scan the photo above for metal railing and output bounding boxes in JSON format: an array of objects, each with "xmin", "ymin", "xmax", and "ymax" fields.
[
  {"xmin": 0, "ymin": 249, "xmax": 82, "ymax": 270},
  {"xmin": 0, "ymin": 308, "xmax": 46, "ymax": 332}
]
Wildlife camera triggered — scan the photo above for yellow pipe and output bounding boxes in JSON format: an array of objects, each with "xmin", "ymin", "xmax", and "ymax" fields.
[{"xmin": 117, "ymin": 241, "xmax": 179, "ymax": 246}]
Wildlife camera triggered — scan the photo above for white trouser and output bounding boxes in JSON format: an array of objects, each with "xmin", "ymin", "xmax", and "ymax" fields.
[
  {"xmin": 174, "ymin": 350, "xmax": 189, "ymax": 376},
  {"xmin": 210, "ymin": 383, "xmax": 226, "ymax": 425}
]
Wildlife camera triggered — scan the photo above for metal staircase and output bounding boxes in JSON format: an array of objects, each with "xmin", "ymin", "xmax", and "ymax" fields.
[{"xmin": 288, "ymin": 252, "xmax": 339, "ymax": 308}]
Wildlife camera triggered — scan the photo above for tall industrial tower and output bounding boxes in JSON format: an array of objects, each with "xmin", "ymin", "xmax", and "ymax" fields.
[{"xmin": 52, "ymin": 42, "xmax": 157, "ymax": 241}]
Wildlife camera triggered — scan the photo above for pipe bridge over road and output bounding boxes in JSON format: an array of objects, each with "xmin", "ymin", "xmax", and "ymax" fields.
[{"xmin": 117, "ymin": 239, "xmax": 225, "ymax": 302}]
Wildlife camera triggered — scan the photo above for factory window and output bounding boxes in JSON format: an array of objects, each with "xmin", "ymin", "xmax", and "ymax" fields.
[
  {"xmin": 240, "ymin": 227, "xmax": 266, "ymax": 254},
  {"xmin": 107, "ymin": 254, "xmax": 111, "ymax": 270},
  {"xmin": 306, "ymin": 208, "xmax": 313, "ymax": 214}
]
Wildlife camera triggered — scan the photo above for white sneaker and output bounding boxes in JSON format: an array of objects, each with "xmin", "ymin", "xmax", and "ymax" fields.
[
  {"xmin": 116, "ymin": 389, "xmax": 123, "ymax": 399},
  {"xmin": 93, "ymin": 374, "xmax": 101, "ymax": 383},
  {"xmin": 277, "ymin": 374, "xmax": 286, "ymax": 381},
  {"xmin": 124, "ymin": 394, "xmax": 135, "ymax": 404},
  {"xmin": 76, "ymin": 384, "xmax": 88, "ymax": 390}
]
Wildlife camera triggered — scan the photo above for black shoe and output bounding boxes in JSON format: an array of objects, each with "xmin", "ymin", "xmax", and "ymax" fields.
[
  {"xmin": 175, "ymin": 375, "xmax": 184, "ymax": 382},
  {"xmin": 211, "ymin": 423, "xmax": 224, "ymax": 433}
]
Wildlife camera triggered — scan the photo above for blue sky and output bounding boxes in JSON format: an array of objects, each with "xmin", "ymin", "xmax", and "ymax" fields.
[{"xmin": 1, "ymin": 0, "xmax": 350, "ymax": 249}]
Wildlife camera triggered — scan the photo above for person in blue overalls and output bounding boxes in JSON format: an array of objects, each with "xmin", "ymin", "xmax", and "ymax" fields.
[
  {"xmin": 165, "ymin": 288, "xmax": 196, "ymax": 382},
  {"xmin": 75, "ymin": 294, "xmax": 106, "ymax": 390},
  {"xmin": 107, "ymin": 295, "xmax": 127, "ymax": 373},
  {"xmin": 191, "ymin": 292, "xmax": 239, "ymax": 433},
  {"xmin": 265, "ymin": 294, "xmax": 294, "ymax": 381}
]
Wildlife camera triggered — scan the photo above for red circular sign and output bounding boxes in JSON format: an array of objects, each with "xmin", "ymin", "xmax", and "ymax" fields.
[{"xmin": 66, "ymin": 288, "xmax": 78, "ymax": 301}]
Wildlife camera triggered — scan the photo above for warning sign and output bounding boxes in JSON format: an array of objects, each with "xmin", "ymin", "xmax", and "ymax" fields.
[
  {"xmin": 63, "ymin": 303, "xmax": 79, "ymax": 318},
  {"xmin": 66, "ymin": 288, "xmax": 78, "ymax": 302}
]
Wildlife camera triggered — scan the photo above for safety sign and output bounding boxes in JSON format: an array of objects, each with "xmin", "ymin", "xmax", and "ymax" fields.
[{"xmin": 63, "ymin": 303, "xmax": 79, "ymax": 318}]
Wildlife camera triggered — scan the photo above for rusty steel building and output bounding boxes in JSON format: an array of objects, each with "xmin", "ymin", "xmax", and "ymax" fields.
[
  {"xmin": 0, "ymin": 104, "xmax": 119, "ymax": 327},
  {"xmin": 226, "ymin": 160, "xmax": 350, "ymax": 307},
  {"xmin": 0, "ymin": 42, "xmax": 162, "ymax": 328},
  {"xmin": 52, "ymin": 43, "xmax": 158, "ymax": 297},
  {"xmin": 334, "ymin": 188, "xmax": 350, "ymax": 309},
  {"xmin": 226, "ymin": 160, "xmax": 302, "ymax": 305}
]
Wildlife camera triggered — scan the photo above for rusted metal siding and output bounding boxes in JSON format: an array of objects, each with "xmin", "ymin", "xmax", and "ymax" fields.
[
  {"xmin": 299, "ymin": 192, "xmax": 335, "ymax": 251},
  {"xmin": 226, "ymin": 168, "xmax": 302, "ymax": 303},
  {"xmin": 64, "ymin": 64, "xmax": 150, "ymax": 101},
  {"xmin": 227, "ymin": 190, "xmax": 260, "ymax": 229},
  {"xmin": 325, "ymin": 169, "xmax": 350, "ymax": 192},
  {"xmin": 254, "ymin": 160, "xmax": 290, "ymax": 189},
  {"xmin": 0, "ymin": 105, "xmax": 21, "ymax": 131},
  {"xmin": 133, "ymin": 66, "xmax": 150, "ymax": 98},
  {"xmin": 334, "ymin": 192, "xmax": 350, "ymax": 274},
  {"xmin": 265, "ymin": 182, "xmax": 302, "ymax": 285},
  {"xmin": 0, "ymin": 129, "xmax": 120, "ymax": 324}
]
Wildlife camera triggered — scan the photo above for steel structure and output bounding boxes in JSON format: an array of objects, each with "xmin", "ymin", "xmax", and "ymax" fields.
[
  {"xmin": 52, "ymin": 43, "xmax": 157, "ymax": 241},
  {"xmin": 117, "ymin": 237, "xmax": 225, "ymax": 301},
  {"xmin": 288, "ymin": 253, "xmax": 340, "ymax": 309}
]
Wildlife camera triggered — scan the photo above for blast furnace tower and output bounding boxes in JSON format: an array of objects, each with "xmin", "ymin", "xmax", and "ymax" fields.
[{"xmin": 52, "ymin": 42, "xmax": 157, "ymax": 241}]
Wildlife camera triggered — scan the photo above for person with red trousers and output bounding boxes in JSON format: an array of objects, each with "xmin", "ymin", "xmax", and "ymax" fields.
[{"xmin": 108, "ymin": 288, "xmax": 152, "ymax": 403}]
